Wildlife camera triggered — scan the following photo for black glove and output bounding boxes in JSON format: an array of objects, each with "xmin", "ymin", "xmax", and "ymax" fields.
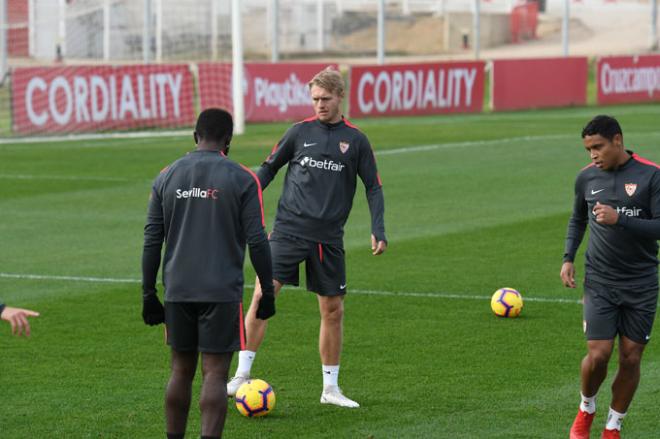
[
  {"xmin": 142, "ymin": 294, "xmax": 165, "ymax": 326},
  {"xmin": 256, "ymin": 294, "xmax": 275, "ymax": 320}
]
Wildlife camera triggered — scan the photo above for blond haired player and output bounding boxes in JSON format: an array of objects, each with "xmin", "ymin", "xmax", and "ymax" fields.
[{"xmin": 228, "ymin": 68, "xmax": 387, "ymax": 408}]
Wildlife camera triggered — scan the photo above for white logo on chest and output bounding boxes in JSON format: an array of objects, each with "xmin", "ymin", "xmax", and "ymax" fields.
[
  {"xmin": 616, "ymin": 206, "xmax": 642, "ymax": 217},
  {"xmin": 300, "ymin": 156, "xmax": 345, "ymax": 172}
]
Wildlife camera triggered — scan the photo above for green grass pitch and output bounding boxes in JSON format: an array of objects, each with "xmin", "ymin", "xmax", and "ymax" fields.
[{"xmin": 1, "ymin": 104, "xmax": 660, "ymax": 438}]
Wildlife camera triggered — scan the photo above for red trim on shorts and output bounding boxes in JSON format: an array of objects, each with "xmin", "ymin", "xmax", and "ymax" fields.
[
  {"xmin": 239, "ymin": 164, "xmax": 266, "ymax": 227},
  {"xmin": 318, "ymin": 243, "xmax": 324, "ymax": 263},
  {"xmin": 239, "ymin": 302, "xmax": 246, "ymax": 350}
]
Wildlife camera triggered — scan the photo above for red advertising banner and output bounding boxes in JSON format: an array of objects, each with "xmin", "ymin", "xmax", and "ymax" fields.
[
  {"xmin": 348, "ymin": 61, "xmax": 485, "ymax": 118},
  {"xmin": 597, "ymin": 55, "xmax": 660, "ymax": 105},
  {"xmin": 12, "ymin": 65, "xmax": 195, "ymax": 134},
  {"xmin": 198, "ymin": 63, "xmax": 337, "ymax": 122},
  {"xmin": 491, "ymin": 57, "xmax": 588, "ymax": 111}
]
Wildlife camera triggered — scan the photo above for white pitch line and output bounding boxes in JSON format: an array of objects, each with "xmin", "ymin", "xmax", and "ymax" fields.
[
  {"xmin": 0, "ymin": 174, "xmax": 132, "ymax": 182},
  {"xmin": 0, "ymin": 272, "xmax": 139, "ymax": 283},
  {"xmin": 2, "ymin": 130, "xmax": 659, "ymax": 162},
  {"xmin": 3, "ymin": 130, "xmax": 657, "ymax": 182},
  {"xmin": 377, "ymin": 131, "xmax": 660, "ymax": 157},
  {"xmin": 0, "ymin": 130, "xmax": 190, "ymax": 145},
  {"xmin": 0, "ymin": 272, "xmax": 582, "ymax": 304},
  {"xmin": 3, "ymin": 105, "xmax": 660, "ymax": 145},
  {"xmin": 348, "ymin": 288, "xmax": 582, "ymax": 304},
  {"xmin": 376, "ymin": 134, "xmax": 572, "ymax": 156}
]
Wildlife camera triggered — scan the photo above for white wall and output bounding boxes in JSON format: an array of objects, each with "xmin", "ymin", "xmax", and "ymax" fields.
[{"xmin": 32, "ymin": 0, "xmax": 59, "ymax": 60}]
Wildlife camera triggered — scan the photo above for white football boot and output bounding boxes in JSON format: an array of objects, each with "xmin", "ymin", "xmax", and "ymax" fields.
[
  {"xmin": 227, "ymin": 374, "xmax": 249, "ymax": 397},
  {"xmin": 320, "ymin": 386, "xmax": 360, "ymax": 408}
]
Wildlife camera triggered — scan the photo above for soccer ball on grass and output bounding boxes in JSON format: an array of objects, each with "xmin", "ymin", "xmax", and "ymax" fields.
[
  {"xmin": 490, "ymin": 288, "xmax": 523, "ymax": 318},
  {"xmin": 235, "ymin": 379, "xmax": 276, "ymax": 417}
]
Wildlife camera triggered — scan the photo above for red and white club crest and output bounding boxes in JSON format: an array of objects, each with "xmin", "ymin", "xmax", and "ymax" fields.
[
  {"xmin": 625, "ymin": 183, "xmax": 637, "ymax": 196},
  {"xmin": 339, "ymin": 141, "xmax": 350, "ymax": 154}
]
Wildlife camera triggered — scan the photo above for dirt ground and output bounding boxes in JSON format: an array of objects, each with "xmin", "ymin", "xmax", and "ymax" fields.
[
  {"xmin": 323, "ymin": 7, "xmax": 659, "ymax": 65},
  {"xmin": 332, "ymin": 13, "xmax": 447, "ymax": 56},
  {"xmin": 477, "ymin": 7, "xmax": 657, "ymax": 60}
]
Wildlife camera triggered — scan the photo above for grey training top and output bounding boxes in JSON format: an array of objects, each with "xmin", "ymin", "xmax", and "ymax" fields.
[
  {"xmin": 142, "ymin": 149, "xmax": 272, "ymax": 303},
  {"xmin": 564, "ymin": 151, "xmax": 660, "ymax": 286},
  {"xmin": 257, "ymin": 116, "xmax": 386, "ymax": 246}
]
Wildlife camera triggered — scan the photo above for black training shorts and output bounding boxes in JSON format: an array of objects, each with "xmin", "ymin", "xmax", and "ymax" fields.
[
  {"xmin": 269, "ymin": 230, "xmax": 346, "ymax": 296},
  {"xmin": 583, "ymin": 277, "xmax": 658, "ymax": 345},
  {"xmin": 164, "ymin": 301, "xmax": 245, "ymax": 353}
]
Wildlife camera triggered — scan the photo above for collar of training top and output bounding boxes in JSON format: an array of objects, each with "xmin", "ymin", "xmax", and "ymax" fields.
[{"xmin": 316, "ymin": 118, "xmax": 346, "ymax": 130}]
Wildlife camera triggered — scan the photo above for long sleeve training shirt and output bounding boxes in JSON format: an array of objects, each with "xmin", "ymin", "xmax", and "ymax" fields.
[
  {"xmin": 564, "ymin": 151, "xmax": 660, "ymax": 286},
  {"xmin": 142, "ymin": 149, "xmax": 272, "ymax": 303},
  {"xmin": 257, "ymin": 116, "xmax": 386, "ymax": 246}
]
